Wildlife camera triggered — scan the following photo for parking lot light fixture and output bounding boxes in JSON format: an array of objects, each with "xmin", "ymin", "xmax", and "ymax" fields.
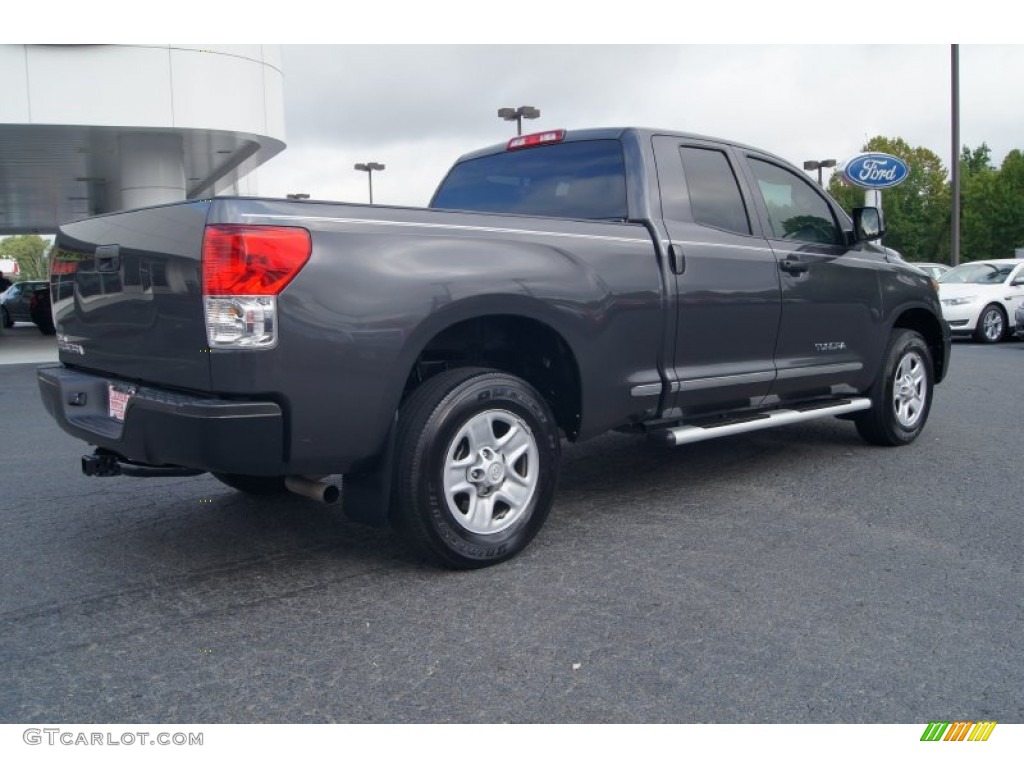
[
  {"xmin": 354, "ymin": 162, "xmax": 385, "ymax": 204},
  {"xmin": 498, "ymin": 106, "xmax": 540, "ymax": 136},
  {"xmin": 803, "ymin": 158, "xmax": 837, "ymax": 187}
]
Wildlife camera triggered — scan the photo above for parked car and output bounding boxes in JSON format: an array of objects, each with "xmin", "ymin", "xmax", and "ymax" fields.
[
  {"xmin": 912, "ymin": 262, "xmax": 951, "ymax": 280},
  {"xmin": 938, "ymin": 259, "xmax": 1024, "ymax": 343},
  {"xmin": 1, "ymin": 280, "xmax": 51, "ymax": 332}
]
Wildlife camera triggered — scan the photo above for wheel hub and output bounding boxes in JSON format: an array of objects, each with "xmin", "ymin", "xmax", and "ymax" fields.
[
  {"xmin": 466, "ymin": 447, "xmax": 507, "ymax": 492},
  {"xmin": 444, "ymin": 409, "xmax": 540, "ymax": 535}
]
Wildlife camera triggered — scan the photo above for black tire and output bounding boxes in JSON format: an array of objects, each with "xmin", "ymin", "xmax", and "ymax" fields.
[
  {"xmin": 391, "ymin": 367, "xmax": 561, "ymax": 569},
  {"xmin": 1, "ymin": 307, "xmax": 12, "ymax": 328},
  {"xmin": 855, "ymin": 329, "xmax": 934, "ymax": 446},
  {"xmin": 973, "ymin": 304, "xmax": 1006, "ymax": 344},
  {"xmin": 212, "ymin": 472, "xmax": 288, "ymax": 495}
]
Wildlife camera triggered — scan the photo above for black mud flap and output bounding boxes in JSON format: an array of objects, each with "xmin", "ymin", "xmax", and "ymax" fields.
[{"xmin": 342, "ymin": 417, "xmax": 396, "ymax": 528}]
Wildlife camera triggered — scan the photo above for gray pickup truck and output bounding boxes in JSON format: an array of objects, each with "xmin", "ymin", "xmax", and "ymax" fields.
[{"xmin": 38, "ymin": 127, "xmax": 951, "ymax": 568}]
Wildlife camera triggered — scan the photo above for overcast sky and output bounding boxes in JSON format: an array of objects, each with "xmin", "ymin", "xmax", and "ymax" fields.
[
  {"xmin": 12, "ymin": 4, "xmax": 1021, "ymax": 210},
  {"xmin": 252, "ymin": 44, "xmax": 1024, "ymax": 207}
]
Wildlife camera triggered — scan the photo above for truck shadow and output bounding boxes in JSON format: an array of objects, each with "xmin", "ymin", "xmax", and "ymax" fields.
[
  {"xmin": 556, "ymin": 418, "xmax": 865, "ymax": 505},
  {"xmin": 40, "ymin": 417, "xmax": 868, "ymax": 591}
]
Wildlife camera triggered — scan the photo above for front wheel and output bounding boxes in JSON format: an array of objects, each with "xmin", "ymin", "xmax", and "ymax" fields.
[
  {"xmin": 974, "ymin": 304, "xmax": 1006, "ymax": 344},
  {"xmin": 1, "ymin": 307, "xmax": 12, "ymax": 328},
  {"xmin": 855, "ymin": 329, "xmax": 934, "ymax": 446},
  {"xmin": 391, "ymin": 368, "xmax": 561, "ymax": 569}
]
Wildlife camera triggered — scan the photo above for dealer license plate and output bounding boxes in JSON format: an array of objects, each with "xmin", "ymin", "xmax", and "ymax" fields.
[{"xmin": 108, "ymin": 384, "xmax": 136, "ymax": 422}]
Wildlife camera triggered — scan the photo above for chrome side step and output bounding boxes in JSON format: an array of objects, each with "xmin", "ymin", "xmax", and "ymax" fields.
[{"xmin": 650, "ymin": 397, "xmax": 872, "ymax": 447}]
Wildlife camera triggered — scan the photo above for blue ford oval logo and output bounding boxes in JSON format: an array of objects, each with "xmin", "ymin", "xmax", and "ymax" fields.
[{"xmin": 842, "ymin": 153, "xmax": 909, "ymax": 189}]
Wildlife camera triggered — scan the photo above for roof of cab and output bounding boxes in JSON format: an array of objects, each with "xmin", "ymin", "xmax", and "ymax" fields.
[{"xmin": 453, "ymin": 127, "xmax": 790, "ymax": 166}]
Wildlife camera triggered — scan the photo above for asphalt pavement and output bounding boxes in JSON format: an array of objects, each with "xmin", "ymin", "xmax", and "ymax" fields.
[
  {"xmin": 0, "ymin": 323, "xmax": 58, "ymax": 365},
  {"xmin": 1, "ymin": 339, "xmax": 1022, "ymax": 723}
]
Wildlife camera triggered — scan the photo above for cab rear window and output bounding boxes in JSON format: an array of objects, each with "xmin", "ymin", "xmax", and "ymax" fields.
[{"xmin": 430, "ymin": 139, "xmax": 627, "ymax": 220}]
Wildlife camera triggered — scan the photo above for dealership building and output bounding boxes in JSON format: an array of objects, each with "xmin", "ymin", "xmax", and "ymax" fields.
[{"xmin": 0, "ymin": 44, "xmax": 286, "ymax": 236}]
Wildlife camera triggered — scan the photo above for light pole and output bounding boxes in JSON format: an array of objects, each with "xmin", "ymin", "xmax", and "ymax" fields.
[
  {"xmin": 951, "ymin": 44, "xmax": 961, "ymax": 267},
  {"xmin": 354, "ymin": 162, "xmax": 385, "ymax": 204},
  {"xmin": 803, "ymin": 159, "xmax": 837, "ymax": 187},
  {"xmin": 497, "ymin": 106, "xmax": 540, "ymax": 136}
]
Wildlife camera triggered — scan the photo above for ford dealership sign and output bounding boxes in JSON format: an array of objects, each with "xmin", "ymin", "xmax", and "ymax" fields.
[{"xmin": 842, "ymin": 153, "xmax": 909, "ymax": 189}]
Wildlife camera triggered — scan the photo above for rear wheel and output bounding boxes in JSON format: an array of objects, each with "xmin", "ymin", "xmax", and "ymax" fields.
[
  {"xmin": 212, "ymin": 472, "xmax": 288, "ymax": 495},
  {"xmin": 391, "ymin": 368, "xmax": 561, "ymax": 569},
  {"xmin": 974, "ymin": 304, "xmax": 1006, "ymax": 343},
  {"xmin": 855, "ymin": 329, "xmax": 933, "ymax": 446},
  {"xmin": 1, "ymin": 307, "xmax": 11, "ymax": 328}
]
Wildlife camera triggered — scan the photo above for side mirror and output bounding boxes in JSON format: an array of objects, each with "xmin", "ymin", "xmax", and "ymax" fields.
[{"xmin": 853, "ymin": 207, "xmax": 885, "ymax": 241}]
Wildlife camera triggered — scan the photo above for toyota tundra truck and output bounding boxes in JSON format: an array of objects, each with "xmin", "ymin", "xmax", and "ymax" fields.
[{"xmin": 38, "ymin": 127, "xmax": 951, "ymax": 568}]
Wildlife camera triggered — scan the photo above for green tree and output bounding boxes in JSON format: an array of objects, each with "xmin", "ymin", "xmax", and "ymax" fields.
[
  {"xmin": 959, "ymin": 143, "xmax": 999, "ymax": 260},
  {"xmin": 0, "ymin": 235, "xmax": 50, "ymax": 281},
  {"xmin": 987, "ymin": 149, "xmax": 1024, "ymax": 257},
  {"xmin": 961, "ymin": 142, "xmax": 992, "ymax": 174},
  {"xmin": 958, "ymin": 146, "xmax": 1024, "ymax": 260}
]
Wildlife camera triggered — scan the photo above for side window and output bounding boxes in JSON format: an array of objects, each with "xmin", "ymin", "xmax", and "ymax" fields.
[
  {"xmin": 748, "ymin": 158, "xmax": 841, "ymax": 245},
  {"xmin": 679, "ymin": 146, "xmax": 751, "ymax": 235}
]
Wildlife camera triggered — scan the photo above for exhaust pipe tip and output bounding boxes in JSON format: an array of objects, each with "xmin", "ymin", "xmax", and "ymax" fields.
[{"xmin": 285, "ymin": 475, "xmax": 340, "ymax": 504}]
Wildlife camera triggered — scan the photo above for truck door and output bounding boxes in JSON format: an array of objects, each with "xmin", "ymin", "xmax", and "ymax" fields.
[
  {"xmin": 738, "ymin": 153, "xmax": 882, "ymax": 400},
  {"xmin": 651, "ymin": 137, "xmax": 781, "ymax": 413}
]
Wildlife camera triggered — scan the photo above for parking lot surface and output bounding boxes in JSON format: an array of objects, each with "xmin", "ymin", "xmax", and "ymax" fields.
[{"xmin": 1, "ymin": 340, "xmax": 1022, "ymax": 723}]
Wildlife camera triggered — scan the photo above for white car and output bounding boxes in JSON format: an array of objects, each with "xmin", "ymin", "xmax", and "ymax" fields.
[{"xmin": 938, "ymin": 259, "xmax": 1024, "ymax": 343}]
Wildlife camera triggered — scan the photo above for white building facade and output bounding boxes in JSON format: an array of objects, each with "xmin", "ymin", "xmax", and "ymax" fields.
[{"xmin": 0, "ymin": 44, "xmax": 286, "ymax": 234}]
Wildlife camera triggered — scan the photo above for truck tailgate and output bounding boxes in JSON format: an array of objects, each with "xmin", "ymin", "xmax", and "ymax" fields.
[{"xmin": 50, "ymin": 202, "xmax": 213, "ymax": 391}]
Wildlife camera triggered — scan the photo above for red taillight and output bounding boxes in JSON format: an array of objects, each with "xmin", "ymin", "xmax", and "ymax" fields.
[
  {"xmin": 202, "ymin": 225, "xmax": 311, "ymax": 296},
  {"xmin": 507, "ymin": 129, "xmax": 566, "ymax": 151},
  {"xmin": 50, "ymin": 260, "xmax": 79, "ymax": 276}
]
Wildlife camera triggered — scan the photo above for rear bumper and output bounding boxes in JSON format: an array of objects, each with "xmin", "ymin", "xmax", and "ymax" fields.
[{"xmin": 37, "ymin": 364, "xmax": 284, "ymax": 475}]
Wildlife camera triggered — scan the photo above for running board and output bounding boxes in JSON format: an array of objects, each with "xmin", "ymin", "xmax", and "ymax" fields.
[{"xmin": 650, "ymin": 397, "xmax": 872, "ymax": 447}]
